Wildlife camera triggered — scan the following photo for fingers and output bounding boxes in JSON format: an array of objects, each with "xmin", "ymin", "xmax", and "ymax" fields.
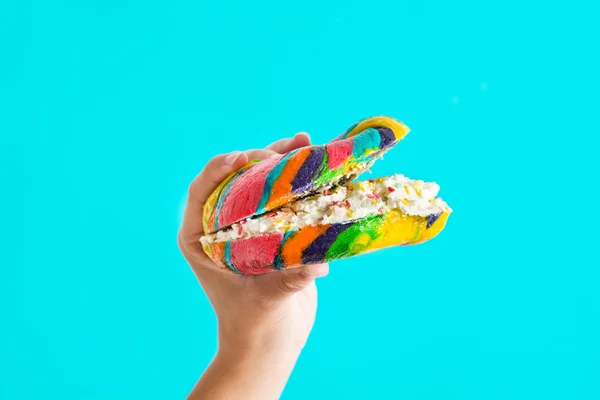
[
  {"xmin": 178, "ymin": 133, "xmax": 309, "ymax": 261},
  {"xmin": 303, "ymin": 263, "xmax": 329, "ymax": 278},
  {"xmin": 273, "ymin": 263, "xmax": 329, "ymax": 295},
  {"xmin": 245, "ymin": 148, "xmax": 278, "ymax": 161},
  {"xmin": 180, "ymin": 147, "xmax": 283, "ymax": 245},
  {"xmin": 266, "ymin": 132, "xmax": 311, "ymax": 154},
  {"xmin": 179, "ymin": 152, "xmax": 250, "ymax": 245},
  {"xmin": 187, "ymin": 152, "xmax": 249, "ymax": 208}
]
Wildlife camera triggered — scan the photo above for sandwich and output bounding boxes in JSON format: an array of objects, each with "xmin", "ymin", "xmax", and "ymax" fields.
[{"xmin": 200, "ymin": 116, "xmax": 451, "ymax": 275}]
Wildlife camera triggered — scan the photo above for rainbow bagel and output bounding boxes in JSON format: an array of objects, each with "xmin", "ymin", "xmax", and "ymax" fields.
[{"xmin": 201, "ymin": 116, "xmax": 451, "ymax": 275}]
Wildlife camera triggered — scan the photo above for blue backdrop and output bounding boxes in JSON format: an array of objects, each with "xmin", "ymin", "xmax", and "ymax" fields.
[{"xmin": 1, "ymin": 1, "xmax": 598, "ymax": 399}]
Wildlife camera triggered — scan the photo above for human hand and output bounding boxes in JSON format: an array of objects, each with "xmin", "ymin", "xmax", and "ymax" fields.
[{"xmin": 178, "ymin": 132, "xmax": 329, "ymax": 400}]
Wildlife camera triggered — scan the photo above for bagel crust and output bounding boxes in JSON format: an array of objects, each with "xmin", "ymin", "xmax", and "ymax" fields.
[
  {"xmin": 203, "ymin": 210, "xmax": 450, "ymax": 275},
  {"xmin": 202, "ymin": 116, "xmax": 410, "ymax": 234}
]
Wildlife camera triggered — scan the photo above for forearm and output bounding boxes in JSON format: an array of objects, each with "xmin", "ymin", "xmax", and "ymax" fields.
[{"xmin": 188, "ymin": 340, "xmax": 302, "ymax": 400}]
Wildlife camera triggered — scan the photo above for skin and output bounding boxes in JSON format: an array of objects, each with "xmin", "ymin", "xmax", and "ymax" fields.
[{"xmin": 178, "ymin": 132, "xmax": 329, "ymax": 400}]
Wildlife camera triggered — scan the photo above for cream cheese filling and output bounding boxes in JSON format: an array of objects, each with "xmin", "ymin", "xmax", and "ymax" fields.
[{"xmin": 201, "ymin": 174, "xmax": 450, "ymax": 245}]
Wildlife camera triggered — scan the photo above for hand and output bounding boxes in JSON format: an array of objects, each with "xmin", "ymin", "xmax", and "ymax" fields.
[{"xmin": 178, "ymin": 132, "xmax": 329, "ymax": 400}]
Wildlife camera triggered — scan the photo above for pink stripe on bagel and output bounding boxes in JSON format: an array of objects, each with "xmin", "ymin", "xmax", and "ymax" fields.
[
  {"xmin": 326, "ymin": 139, "xmax": 354, "ymax": 169},
  {"xmin": 230, "ymin": 232, "xmax": 284, "ymax": 275},
  {"xmin": 218, "ymin": 157, "xmax": 280, "ymax": 228}
]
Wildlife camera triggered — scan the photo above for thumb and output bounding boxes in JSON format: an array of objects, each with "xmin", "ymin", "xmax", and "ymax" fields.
[{"xmin": 275, "ymin": 264, "xmax": 329, "ymax": 295}]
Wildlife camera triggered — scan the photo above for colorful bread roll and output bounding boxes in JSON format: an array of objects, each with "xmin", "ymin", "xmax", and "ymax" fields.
[{"xmin": 201, "ymin": 116, "xmax": 451, "ymax": 275}]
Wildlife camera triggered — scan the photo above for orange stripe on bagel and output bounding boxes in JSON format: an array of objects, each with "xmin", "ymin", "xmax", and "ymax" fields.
[
  {"xmin": 281, "ymin": 224, "xmax": 330, "ymax": 267},
  {"xmin": 265, "ymin": 147, "xmax": 313, "ymax": 210},
  {"xmin": 205, "ymin": 241, "xmax": 227, "ymax": 270}
]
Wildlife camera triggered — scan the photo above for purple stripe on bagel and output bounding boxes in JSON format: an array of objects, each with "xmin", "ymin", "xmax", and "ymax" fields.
[
  {"xmin": 376, "ymin": 126, "xmax": 396, "ymax": 149},
  {"xmin": 290, "ymin": 147, "xmax": 325, "ymax": 191},
  {"xmin": 301, "ymin": 221, "xmax": 353, "ymax": 264},
  {"xmin": 426, "ymin": 213, "xmax": 441, "ymax": 229}
]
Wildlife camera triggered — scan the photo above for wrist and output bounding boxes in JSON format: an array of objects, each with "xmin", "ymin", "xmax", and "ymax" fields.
[
  {"xmin": 217, "ymin": 305, "xmax": 310, "ymax": 359},
  {"xmin": 217, "ymin": 324, "xmax": 304, "ymax": 365}
]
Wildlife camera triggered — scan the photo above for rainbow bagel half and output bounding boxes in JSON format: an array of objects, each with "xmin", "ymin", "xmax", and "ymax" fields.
[{"xmin": 201, "ymin": 116, "xmax": 451, "ymax": 275}]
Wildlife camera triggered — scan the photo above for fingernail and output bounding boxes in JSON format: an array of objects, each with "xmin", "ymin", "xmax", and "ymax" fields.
[
  {"xmin": 296, "ymin": 132, "xmax": 310, "ymax": 141},
  {"xmin": 224, "ymin": 151, "xmax": 242, "ymax": 165},
  {"xmin": 302, "ymin": 264, "xmax": 329, "ymax": 279}
]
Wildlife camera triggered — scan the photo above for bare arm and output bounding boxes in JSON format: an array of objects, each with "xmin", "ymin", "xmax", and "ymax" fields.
[{"xmin": 190, "ymin": 332, "xmax": 302, "ymax": 399}]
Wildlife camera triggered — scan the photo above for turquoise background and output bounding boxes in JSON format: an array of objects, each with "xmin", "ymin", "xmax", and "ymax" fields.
[{"xmin": 1, "ymin": 0, "xmax": 599, "ymax": 399}]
